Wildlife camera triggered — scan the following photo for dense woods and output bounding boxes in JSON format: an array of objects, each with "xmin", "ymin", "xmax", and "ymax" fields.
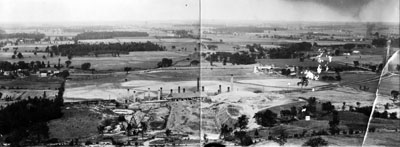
[
  {"xmin": 0, "ymin": 90, "xmax": 64, "ymax": 145},
  {"xmin": 205, "ymin": 51, "xmax": 257, "ymax": 65},
  {"xmin": 269, "ymin": 42, "xmax": 312, "ymax": 59},
  {"xmin": 51, "ymin": 42, "xmax": 166, "ymax": 56},
  {"xmin": 74, "ymin": 31, "xmax": 149, "ymax": 40}
]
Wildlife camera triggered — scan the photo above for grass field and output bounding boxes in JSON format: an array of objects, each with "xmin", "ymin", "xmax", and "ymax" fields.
[
  {"xmin": 48, "ymin": 105, "xmax": 103, "ymax": 142},
  {"xmin": 364, "ymin": 132, "xmax": 400, "ymax": 146},
  {"xmin": 0, "ymin": 51, "xmax": 189, "ymax": 71},
  {"xmin": 0, "ymin": 77, "xmax": 63, "ymax": 89},
  {"xmin": 332, "ymin": 55, "xmax": 383, "ymax": 65}
]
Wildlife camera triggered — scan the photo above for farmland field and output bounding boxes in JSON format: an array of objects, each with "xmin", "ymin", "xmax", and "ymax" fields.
[{"xmin": 0, "ymin": 51, "xmax": 190, "ymax": 71}]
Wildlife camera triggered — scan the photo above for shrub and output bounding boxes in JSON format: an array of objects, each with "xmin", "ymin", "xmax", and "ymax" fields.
[
  {"xmin": 254, "ymin": 110, "xmax": 277, "ymax": 127},
  {"xmin": 81, "ymin": 63, "xmax": 91, "ymax": 70},
  {"xmin": 303, "ymin": 137, "xmax": 328, "ymax": 147}
]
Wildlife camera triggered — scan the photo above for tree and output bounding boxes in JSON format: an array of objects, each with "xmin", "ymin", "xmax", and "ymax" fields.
[
  {"xmin": 390, "ymin": 112, "xmax": 397, "ymax": 119},
  {"xmin": 222, "ymin": 58, "xmax": 227, "ymax": 65},
  {"xmin": 381, "ymin": 111, "xmax": 389, "ymax": 119},
  {"xmin": 220, "ymin": 124, "xmax": 233, "ymax": 139},
  {"xmin": 140, "ymin": 122, "xmax": 147, "ymax": 139},
  {"xmin": 81, "ymin": 63, "xmax": 91, "ymax": 70},
  {"xmin": 254, "ymin": 129, "xmax": 259, "ymax": 137},
  {"xmin": 307, "ymin": 97, "xmax": 317, "ymax": 113},
  {"xmin": 254, "ymin": 110, "xmax": 277, "ymax": 127},
  {"xmin": 165, "ymin": 129, "xmax": 171, "ymax": 137},
  {"xmin": 234, "ymin": 131, "xmax": 253, "ymax": 146},
  {"xmin": 371, "ymin": 38, "xmax": 387, "ymax": 47},
  {"xmin": 290, "ymin": 106, "xmax": 297, "ymax": 116},
  {"xmin": 384, "ymin": 103, "xmax": 390, "ymax": 110},
  {"xmin": 118, "ymin": 115, "xmax": 126, "ymax": 122},
  {"xmin": 58, "ymin": 58, "xmax": 61, "ymax": 69},
  {"xmin": 303, "ymin": 137, "xmax": 328, "ymax": 147},
  {"xmin": 34, "ymin": 47, "xmax": 39, "ymax": 56},
  {"xmin": 322, "ymin": 102, "xmax": 335, "ymax": 112},
  {"xmin": 235, "ymin": 115, "xmax": 249, "ymax": 131},
  {"xmin": 65, "ymin": 60, "xmax": 71, "ymax": 68},
  {"xmin": 45, "ymin": 46, "xmax": 49, "ymax": 54},
  {"xmin": 240, "ymin": 135, "xmax": 253, "ymax": 146},
  {"xmin": 329, "ymin": 111, "xmax": 340, "ymax": 135},
  {"xmin": 124, "ymin": 67, "xmax": 132, "ymax": 74},
  {"xmin": 0, "ymin": 98, "xmax": 63, "ymax": 144},
  {"xmin": 17, "ymin": 52, "xmax": 23, "ymax": 59},
  {"xmin": 190, "ymin": 60, "xmax": 200, "ymax": 66},
  {"xmin": 274, "ymin": 126, "xmax": 287, "ymax": 146},
  {"xmin": 157, "ymin": 58, "xmax": 173, "ymax": 68},
  {"xmin": 58, "ymin": 70, "xmax": 70, "ymax": 79},
  {"xmin": 67, "ymin": 54, "xmax": 73, "ymax": 60},
  {"xmin": 334, "ymin": 49, "xmax": 340, "ymax": 56},
  {"xmin": 343, "ymin": 44, "xmax": 355, "ymax": 50},
  {"xmin": 342, "ymin": 102, "xmax": 346, "ymax": 111}
]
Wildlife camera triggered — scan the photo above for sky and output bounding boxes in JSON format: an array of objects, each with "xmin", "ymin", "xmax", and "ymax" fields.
[{"xmin": 0, "ymin": 0, "xmax": 398, "ymax": 24}]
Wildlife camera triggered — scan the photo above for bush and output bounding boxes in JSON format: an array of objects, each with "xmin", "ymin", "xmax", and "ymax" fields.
[
  {"xmin": 253, "ymin": 90, "xmax": 263, "ymax": 93},
  {"xmin": 230, "ymin": 52, "xmax": 256, "ymax": 65},
  {"xmin": 81, "ymin": 63, "xmax": 91, "ymax": 70},
  {"xmin": 234, "ymin": 131, "xmax": 253, "ymax": 146},
  {"xmin": 254, "ymin": 110, "xmax": 277, "ymax": 127},
  {"xmin": 240, "ymin": 135, "xmax": 253, "ymax": 146},
  {"xmin": 389, "ymin": 112, "xmax": 397, "ymax": 119},
  {"xmin": 157, "ymin": 58, "xmax": 173, "ymax": 68},
  {"xmin": 303, "ymin": 137, "xmax": 328, "ymax": 147}
]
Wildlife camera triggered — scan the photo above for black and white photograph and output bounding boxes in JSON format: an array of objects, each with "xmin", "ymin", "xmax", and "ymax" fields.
[{"xmin": 0, "ymin": 0, "xmax": 399, "ymax": 146}]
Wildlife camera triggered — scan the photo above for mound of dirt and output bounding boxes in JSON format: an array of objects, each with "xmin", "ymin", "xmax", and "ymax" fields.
[
  {"xmin": 211, "ymin": 91, "xmax": 269, "ymax": 103},
  {"xmin": 166, "ymin": 101, "xmax": 200, "ymax": 136}
]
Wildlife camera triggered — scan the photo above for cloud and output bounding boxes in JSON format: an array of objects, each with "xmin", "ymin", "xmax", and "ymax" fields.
[
  {"xmin": 285, "ymin": 0, "xmax": 399, "ymax": 22},
  {"xmin": 0, "ymin": 0, "xmax": 397, "ymax": 23}
]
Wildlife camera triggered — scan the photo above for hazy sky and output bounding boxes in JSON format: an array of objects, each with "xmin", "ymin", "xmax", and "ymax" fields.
[{"xmin": 0, "ymin": 0, "xmax": 398, "ymax": 23}]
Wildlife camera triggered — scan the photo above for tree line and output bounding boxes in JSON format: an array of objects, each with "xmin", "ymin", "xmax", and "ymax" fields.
[
  {"xmin": 205, "ymin": 51, "xmax": 257, "ymax": 65},
  {"xmin": 0, "ymin": 33, "xmax": 45, "ymax": 41},
  {"xmin": 269, "ymin": 42, "xmax": 312, "ymax": 59},
  {"xmin": 74, "ymin": 31, "xmax": 149, "ymax": 40},
  {"xmin": 50, "ymin": 42, "xmax": 166, "ymax": 57},
  {"xmin": 214, "ymin": 26, "xmax": 287, "ymax": 33}
]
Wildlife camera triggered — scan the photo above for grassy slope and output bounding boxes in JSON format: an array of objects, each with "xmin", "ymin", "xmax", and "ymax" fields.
[{"xmin": 48, "ymin": 105, "xmax": 102, "ymax": 141}]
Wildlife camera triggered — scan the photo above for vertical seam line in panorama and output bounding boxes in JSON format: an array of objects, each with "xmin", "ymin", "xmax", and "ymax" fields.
[
  {"xmin": 199, "ymin": 0, "xmax": 203, "ymax": 144},
  {"xmin": 362, "ymin": 41, "xmax": 391, "ymax": 146}
]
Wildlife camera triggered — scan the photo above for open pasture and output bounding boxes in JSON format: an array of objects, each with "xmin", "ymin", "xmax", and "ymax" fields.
[
  {"xmin": 0, "ymin": 77, "xmax": 63, "ymax": 90},
  {"xmin": 1, "ymin": 51, "xmax": 189, "ymax": 71},
  {"xmin": 79, "ymin": 37, "xmax": 198, "ymax": 43},
  {"xmin": 332, "ymin": 55, "xmax": 383, "ymax": 65}
]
